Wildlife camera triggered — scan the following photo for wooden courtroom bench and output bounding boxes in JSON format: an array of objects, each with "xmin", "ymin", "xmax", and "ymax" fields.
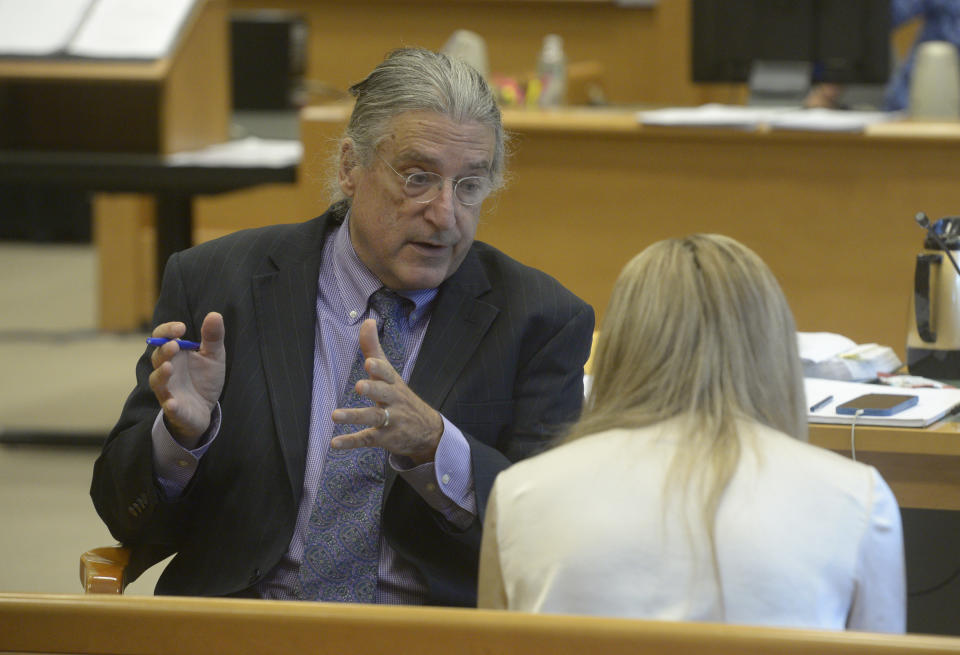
[{"xmin": 2, "ymin": 592, "xmax": 960, "ymax": 655}]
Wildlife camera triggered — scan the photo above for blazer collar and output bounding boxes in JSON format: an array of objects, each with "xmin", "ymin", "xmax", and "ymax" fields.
[
  {"xmin": 385, "ymin": 245, "xmax": 499, "ymax": 498},
  {"xmin": 408, "ymin": 245, "xmax": 499, "ymax": 408},
  {"xmin": 252, "ymin": 206, "xmax": 343, "ymax": 502}
]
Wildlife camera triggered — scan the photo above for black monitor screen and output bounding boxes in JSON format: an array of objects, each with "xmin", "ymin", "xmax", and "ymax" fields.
[{"xmin": 692, "ymin": 0, "xmax": 891, "ymax": 85}]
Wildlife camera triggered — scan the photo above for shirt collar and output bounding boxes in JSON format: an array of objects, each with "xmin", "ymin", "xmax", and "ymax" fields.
[{"xmin": 328, "ymin": 211, "xmax": 438, "ymax": 325}]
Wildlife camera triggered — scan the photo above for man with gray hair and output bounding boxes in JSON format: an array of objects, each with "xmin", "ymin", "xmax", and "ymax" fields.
[{"xmin": 91, "ymin": 47, "xmax": 593, "ymax": 606}]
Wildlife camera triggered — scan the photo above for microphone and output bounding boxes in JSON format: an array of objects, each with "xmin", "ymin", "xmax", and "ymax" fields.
[{"xmin": 916, "ymin": 211, "xmax": 960, "ymax": 277}]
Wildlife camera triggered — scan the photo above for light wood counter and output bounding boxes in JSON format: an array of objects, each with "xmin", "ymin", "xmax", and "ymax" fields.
[
  {"xmin": 4, "ymin": 592, "xmax": 960, "ymax": 654},
  {"xmin": 808, "ymin": 420, "xmax": 960, "ymax": 511}
]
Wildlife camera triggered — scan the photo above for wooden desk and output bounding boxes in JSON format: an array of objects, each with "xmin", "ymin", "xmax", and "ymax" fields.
[
  {"xmin": 300, "ymin": 105, "xmax": 960, "ymax": 361},
  {"xmin": 808, "ymin": 420, "xmax": 960, "ymax": 511},
  {"xmin": 1, "ymin": 149, "xmax": 297, "ymax": 298}
]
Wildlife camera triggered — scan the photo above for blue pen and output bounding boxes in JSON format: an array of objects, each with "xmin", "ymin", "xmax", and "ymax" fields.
[
  {"xmin": 146, "ymin": 337, "xmax": 201, "ymax": 351},
  {"xmin": 808, "ymin": 395, "xmax": 834, "ymax": 412}
]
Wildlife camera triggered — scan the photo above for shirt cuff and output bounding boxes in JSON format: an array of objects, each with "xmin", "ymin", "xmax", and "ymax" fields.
[
  {"xmin": 151, "ymin": 404, "xmax": 221, "ymax": 498},
  {"xmin": 390, "ymin": 414, "xmax": 477, "ymax": 527}
]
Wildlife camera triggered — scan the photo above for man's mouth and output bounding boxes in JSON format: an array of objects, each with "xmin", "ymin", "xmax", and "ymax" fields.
[{"xmin": 410, "ymin": 241, "xmax": 451, "ymax": 253}]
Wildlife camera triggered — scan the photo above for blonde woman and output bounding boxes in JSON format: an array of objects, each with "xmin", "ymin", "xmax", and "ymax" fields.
[{"xmin": 477, "ymin": 235, "xmax": 905, "ymax": 632}]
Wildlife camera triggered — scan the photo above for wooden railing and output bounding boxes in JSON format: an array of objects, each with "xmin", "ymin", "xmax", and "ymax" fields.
[{"xmin": 2, "ymin": 592, "xmax": 960, "ymax": 655}]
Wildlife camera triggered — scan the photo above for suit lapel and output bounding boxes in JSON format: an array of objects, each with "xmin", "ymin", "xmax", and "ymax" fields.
[
  {"xmin": 252, "ymin": 213, "xmax": 337, "ymax": 501},
  {"xmin": 408, "ymin": 247, "xmax": 498, "ymax": 408},
  {"xmin": 385, "ymin": 248, "xmax": 498, "ymax": 499}
]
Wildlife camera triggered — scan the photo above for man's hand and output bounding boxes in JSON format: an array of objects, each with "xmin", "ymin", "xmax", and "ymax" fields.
[
  {"xmin": 331, "ymin": 319, "xmax": 443, "ymax": 464},
  {"xmin": 804, "ymin": 83, "xmax": 846, "ymax": 109},
  {"xmin": 148, "ymin": 311, "xmax": 226, "ymax": 449}
]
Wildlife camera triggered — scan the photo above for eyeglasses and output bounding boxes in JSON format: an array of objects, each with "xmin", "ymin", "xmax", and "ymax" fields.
[{"xmin": 377, "ymin": 153, "xmax": 492, "ymax": 206}]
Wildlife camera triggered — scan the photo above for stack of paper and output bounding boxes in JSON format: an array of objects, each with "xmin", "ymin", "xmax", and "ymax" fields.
[
  {"xmin": 798, "ymin": 332, "xmax": 902, "ymax": 382},
  {"xmin": 805, "ymin": 378, "xmax": 960, "ymax": 427}
]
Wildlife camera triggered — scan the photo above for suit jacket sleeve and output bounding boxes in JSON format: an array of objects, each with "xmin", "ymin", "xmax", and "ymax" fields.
[
  {"xmin": 467, "ymin": 301, "xmax": 594, "ymax": 516},
  {"xmin": 90, "ymin": 251, "xmax": 202, "ymax": 549}
]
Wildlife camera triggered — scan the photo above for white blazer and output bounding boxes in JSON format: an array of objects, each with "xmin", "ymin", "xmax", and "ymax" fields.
[{"xmin": 478, "ymin": 418, "xmax": 905, "ymax": 633}]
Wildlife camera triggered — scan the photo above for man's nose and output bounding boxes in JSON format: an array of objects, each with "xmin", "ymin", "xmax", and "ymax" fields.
[{"xmin": 424, "ymin": 179, "xmax": 457, "ymax": 227}]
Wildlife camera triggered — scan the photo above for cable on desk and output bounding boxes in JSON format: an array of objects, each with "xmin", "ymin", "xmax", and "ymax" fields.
[{"xmin": 849, "ymin": 409, "xmax": 864, "ymax": 461}]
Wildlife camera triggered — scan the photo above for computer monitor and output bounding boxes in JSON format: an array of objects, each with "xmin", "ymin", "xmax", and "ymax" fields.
[{"xmin": 691, "ymin": 0, "xmax": 891, "ymax": 105}]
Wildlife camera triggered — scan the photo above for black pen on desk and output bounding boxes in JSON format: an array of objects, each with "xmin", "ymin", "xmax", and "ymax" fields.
[
  {"xmin": 146, "ymin": 337, "xmax": 201, "ymax": 351},
  {"xmin": 809, "ymin": 395, "xmax": 834, "ymax": 412}
]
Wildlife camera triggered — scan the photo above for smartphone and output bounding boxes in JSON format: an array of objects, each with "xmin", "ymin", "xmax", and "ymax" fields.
[{"xmin": 835, "ymin": 393, "xmax": 919, "ymax": 416}]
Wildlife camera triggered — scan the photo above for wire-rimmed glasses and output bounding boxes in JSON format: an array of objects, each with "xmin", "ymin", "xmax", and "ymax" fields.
[{"xmin": 377, "ymin": 153, "xmax": 492, "ymax": 206}]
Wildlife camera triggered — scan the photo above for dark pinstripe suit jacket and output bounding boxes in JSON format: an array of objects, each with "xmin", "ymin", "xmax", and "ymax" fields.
[{"xmin": 91, "ymin": 202, "xmax": 594, "ymax": 606}]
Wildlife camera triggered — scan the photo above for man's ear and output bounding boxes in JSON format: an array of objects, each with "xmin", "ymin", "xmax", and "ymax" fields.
[{"xmin": 338, "ymin": 139, "xmax": 358, "ymax": 198}]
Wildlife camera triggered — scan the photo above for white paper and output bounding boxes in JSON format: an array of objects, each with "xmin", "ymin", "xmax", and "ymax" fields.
[
  {"xmin": 636, "ymin": 104, "xmax": 902, "ymax": 134},
  {"xmin": 798, "ymin": 332, "xmax": 903, "ymax": 383},
  {"xmin": 637, "ymin": 104, "xmax": 792, "ymax": 129},
  {"xmin": 66, "ymin": 0, "xmax": 195, "ymax": 59},
  {"xmin": 805, "ymin": 378, "xmax": 960, "ymax": 428},
  {"xmin": 767, "ymin": 108, "xmax": 902, "ymax": 133},
  {"xmin": 797, "ymin": 332, "xmax": 857, "ymax": 364},
  {"xmin": 166, "ymin": 138, "xmax": 303, "ymax": 168},
  {"xmin": 0, "ymin": 0, "xmax": 94, "ymax": 56}
]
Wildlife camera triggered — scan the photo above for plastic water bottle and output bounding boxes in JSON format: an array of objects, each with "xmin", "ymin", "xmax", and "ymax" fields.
[{"xmin": 537, "ymin": 34, "xmax": 567, "ymax": 108}]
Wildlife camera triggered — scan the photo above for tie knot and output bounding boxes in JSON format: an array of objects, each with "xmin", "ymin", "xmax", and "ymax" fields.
[{"xmin": 369, "ymin": 288, "xmax": 411, "ymax": 322}]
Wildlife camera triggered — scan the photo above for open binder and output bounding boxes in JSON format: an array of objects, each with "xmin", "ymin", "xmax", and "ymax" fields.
[{"xmin": 0, "ymin": 0, "xmax": 196, "ymax": 60}]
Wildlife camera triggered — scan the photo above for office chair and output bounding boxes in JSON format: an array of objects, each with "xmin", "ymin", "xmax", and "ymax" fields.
[
  {"xmin": 80, "ymin": 545, "xmax": 129, "ymax": 594},
  {"xmin": 80, "ymin": 543, "xmax": 172, "ymax": 594}
]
